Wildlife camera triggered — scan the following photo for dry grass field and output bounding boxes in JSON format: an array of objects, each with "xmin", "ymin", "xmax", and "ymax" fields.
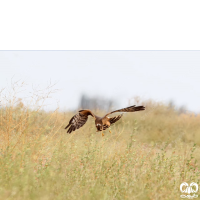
[{"xmin": 0, "ymin": 84, "xmax": 200, "ymax": 200}]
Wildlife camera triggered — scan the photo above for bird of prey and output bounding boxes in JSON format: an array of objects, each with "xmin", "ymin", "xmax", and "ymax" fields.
[{"xmin": 65, "ymin": 105, "xmax": 145, "ymax": 135}]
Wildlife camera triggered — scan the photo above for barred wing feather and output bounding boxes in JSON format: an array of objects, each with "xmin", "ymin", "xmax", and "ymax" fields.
[
  {"xmin": 65, "ymin": 113, "xmax": 88, "ymax": 133},
  {"xmin": 105, "ymin": 105, "xmax": 145, "ymax": 117},
  {"xmin": 109, "ymin": 114, "xmax": 123, "ymax": 125}
]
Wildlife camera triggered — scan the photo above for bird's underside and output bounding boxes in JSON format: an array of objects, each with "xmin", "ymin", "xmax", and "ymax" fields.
[{"xmin": 65, "ymin": 105, "xmax": 145, "ymax": 134}]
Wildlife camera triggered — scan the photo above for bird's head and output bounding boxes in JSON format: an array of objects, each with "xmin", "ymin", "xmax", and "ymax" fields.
[{"xmin": 96, "ymin": 123, "xmax": 102, "ymax": 131}]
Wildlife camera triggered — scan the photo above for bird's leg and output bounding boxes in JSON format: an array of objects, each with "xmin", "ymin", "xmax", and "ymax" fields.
[
  {"xmin": 102, "ymin": 131, "xmax": 104, "ymax": 137},
  {"xmin": 101, "ymin": 127, "xmax": 104, "ymax": 137},
  {"xmin": 109, "ymin": 128, "xmax": 112, "ymax": 133}
]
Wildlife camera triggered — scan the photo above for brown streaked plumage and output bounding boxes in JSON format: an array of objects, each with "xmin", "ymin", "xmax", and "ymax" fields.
[{"xmin": 65, "ymin": 105, "xmax": 145, "ymax": 134}]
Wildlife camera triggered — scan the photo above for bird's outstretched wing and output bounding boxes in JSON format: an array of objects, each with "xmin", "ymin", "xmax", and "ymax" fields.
[
  {"xmin": 65, "ymin": 110, "xmax": 95, "ymax": 133},
  {"xmin": 105, "ymin": 105, "xmax": 145, "ymax": 117},
  {"xmin": 108, "ymin": 114, "xmax": 123, "ymax": 125}
]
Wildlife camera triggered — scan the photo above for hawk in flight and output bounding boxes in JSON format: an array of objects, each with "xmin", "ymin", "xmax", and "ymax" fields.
[{"xmin": 65, "ymin": 105, "xmax": 145, "ymax": 135}]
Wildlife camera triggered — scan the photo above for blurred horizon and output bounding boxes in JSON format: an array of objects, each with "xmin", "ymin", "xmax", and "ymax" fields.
[{"xmin": 0, "ymin": 51, "xmax": 200, "ymax": 113}]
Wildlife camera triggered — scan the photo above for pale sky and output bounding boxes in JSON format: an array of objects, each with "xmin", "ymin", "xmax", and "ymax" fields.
[{"xmin": 0, "ymin": 51, "xmax": 200, "ymax": 113}]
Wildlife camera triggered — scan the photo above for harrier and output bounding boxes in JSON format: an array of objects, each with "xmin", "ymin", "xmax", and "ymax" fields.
[{"xmin": 65, "ymin": 105, "xmax": 145, "ymax": 135}]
